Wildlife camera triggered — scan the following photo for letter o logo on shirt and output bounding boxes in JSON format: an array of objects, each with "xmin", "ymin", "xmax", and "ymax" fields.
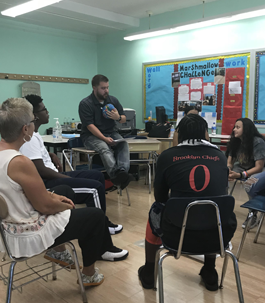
[{"xmin": 189, "ymin": 165, "xmax": 210, "ymax": 192}]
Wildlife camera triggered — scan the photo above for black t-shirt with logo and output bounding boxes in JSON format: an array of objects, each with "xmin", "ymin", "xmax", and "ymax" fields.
[
  {"xmin": 154, "ymin": 144, "xmax": 228, "ymax": 200},
  {"xmin": 154, "ymin": 143, "xmax": 236, "ymax": 252}
]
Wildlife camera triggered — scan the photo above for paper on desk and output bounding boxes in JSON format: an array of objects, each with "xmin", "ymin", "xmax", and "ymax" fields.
[
  {"xmin": 62, "ymin": 134, "xmax": 80, "ymax": 139},
  {"xmin": 112, "ymin": 138, "xmax": 126, "ymax": 144}
]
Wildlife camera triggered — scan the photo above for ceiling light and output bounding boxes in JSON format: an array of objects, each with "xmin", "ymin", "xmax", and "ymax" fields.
[
  {"xmin": 124, "ymin": 7, "xmax": 265, "ymax": 41},
  {"xmin": 1, "ymin": 0, "xmax": 63, "ymax": 18}
]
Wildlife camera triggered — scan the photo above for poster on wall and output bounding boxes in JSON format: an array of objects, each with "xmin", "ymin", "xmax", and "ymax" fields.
[
  {"xmin": 143, "ymin": 52, "xmax": 250, "ymax": 133},
  {"xmin": 254, "ymin": 51, "xmax": 265, "ymax": 124}
]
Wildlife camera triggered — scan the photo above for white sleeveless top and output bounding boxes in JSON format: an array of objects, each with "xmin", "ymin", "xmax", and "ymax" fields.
[{"xmin": 0, "ymin": 150, "xmax": 70, "ymax": 258}]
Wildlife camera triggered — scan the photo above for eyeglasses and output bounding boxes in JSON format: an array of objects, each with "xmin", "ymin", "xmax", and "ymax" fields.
[
  {"xmin": 29, "ymin": 117, "xmax": 39, "ymax": 124},
  {"xmin": 34, "ymin": 107, "xmax": 48, "ymax": 113}
]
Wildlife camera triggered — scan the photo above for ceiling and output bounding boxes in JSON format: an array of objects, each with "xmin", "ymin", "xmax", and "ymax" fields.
[{"xmin": 0, "ymin": 0, "xmax": 217, "ymax": 37}]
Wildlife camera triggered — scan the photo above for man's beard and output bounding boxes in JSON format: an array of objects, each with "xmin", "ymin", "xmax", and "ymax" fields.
[{"xmin": 97, "ymin": 92, "xmax": 108, "ymax": 101}]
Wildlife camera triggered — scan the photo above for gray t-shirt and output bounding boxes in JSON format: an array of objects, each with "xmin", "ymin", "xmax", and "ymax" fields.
[{"xmin": 233, "ymin": 136, "xmax": 265, "ymax": 170}]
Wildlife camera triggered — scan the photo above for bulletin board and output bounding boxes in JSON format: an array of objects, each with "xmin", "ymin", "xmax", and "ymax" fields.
[
  {"xmin": 143, "ymin": 52, "xmax": 250, "ymax": 129},
  {"xmin": 254, "ymin": 51, "xmax": 265, "ymax": 124}
]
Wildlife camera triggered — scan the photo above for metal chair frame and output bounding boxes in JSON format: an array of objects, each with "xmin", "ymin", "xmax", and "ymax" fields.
[
  {"xmin": 236, "ymin": 210, "xmax": 265, "ymax": 260},
  {"xmin": 0, "ymin": 196, "xmax": 87, "ymax": 303},
  {"xmin": 154, "ymin": 199, "xmax": 244, "ymax": 303}
]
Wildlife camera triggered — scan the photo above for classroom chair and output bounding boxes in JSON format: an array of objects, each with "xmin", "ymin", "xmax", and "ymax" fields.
[
  {"xmin": 0, "ymin": 195, "xmax": 87, "ymax": 303},
  {"xmin": 153, "ymin": 195, "xmax": 244, "ymax": 303}
]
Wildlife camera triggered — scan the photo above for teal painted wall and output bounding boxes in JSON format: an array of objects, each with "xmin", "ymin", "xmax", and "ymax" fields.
[
  {"xmin": 0, "ymin": 18, "xmax": 97, "ymax": 134},
  {"xmin": 97, "ymin": 0, "xmax": 265, "ymax": 130}
]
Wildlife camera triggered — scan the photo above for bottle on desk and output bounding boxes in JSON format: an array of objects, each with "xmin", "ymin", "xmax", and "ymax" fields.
[
  {"xmin": 212, "ymin": 122, "xmax": 216, "ymax": 135},
  {"xmin": 53, "ymin": 118, "xmax": 62, "ymax": 142},
  {"xmin": 71, "ymin": 118, "xmax": 76, "ymax": 131}
]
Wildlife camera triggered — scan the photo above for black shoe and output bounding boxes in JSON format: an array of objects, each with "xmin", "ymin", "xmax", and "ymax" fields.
[
  {"xmin": 199, "ymin": 266, "xmax": 218, "ymax": 291},
  {"xmin": 98, "ymin": 246, "xmax": 128, "ymax": 261},
  {"xmin": 108, "ymin": 221, "xmax": 123, "ymax": 235},
  {"xmin": 111, "ymin": 170, "xmax": 128, "ymax": 186},
  {"xmin": 120, "ymin": 173, "xmax": 134, "ymax": 190},
  {"xmin": 138, "ymin": 265, "xmax": 154, "ymax": 289}
]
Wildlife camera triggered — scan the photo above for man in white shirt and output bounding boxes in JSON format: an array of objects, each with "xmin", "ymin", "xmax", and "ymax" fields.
[{"xmin": 20, "ymin": 94, "xmax": 123, "ymax": 238}]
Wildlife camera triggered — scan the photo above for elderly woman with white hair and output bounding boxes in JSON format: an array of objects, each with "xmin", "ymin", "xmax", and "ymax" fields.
[{"xmin": 0, "ymin": 98, "xmax": 128, "ymax": 287}]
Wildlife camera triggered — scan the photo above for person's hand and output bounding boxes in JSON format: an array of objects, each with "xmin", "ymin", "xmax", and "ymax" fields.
[
  {"xmin": 104, "ymin": 137, "xmax": 114, "ymax": 145},
  {"xmin": 106, "ymin": 108, "xmax": 120, "ymax": 121},
  {"xmin": 228, "ymin": 170, "xmax": 241, "ymax": 181},
  {"xmin": 53, "ymin": 193, "xmax": 75, "ymax": 209},
  {"xmin": 49, "ymin": 153, "xmax": 63, "ymax": 172}
]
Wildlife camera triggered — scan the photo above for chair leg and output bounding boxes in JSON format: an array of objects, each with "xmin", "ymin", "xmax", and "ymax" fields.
[
  {"xmin": 224, "ymin": 250, "xmax": 244, "ymax": 303},
  {"xmin": 126, "ymin": 188, "xmax": 131, "ymax": 206},
  {"xmin": 236, "ymin": 212, "xmax": 253, "ymax": 260},
  {"xmin": 66, "ymin": 242, "xmax": 87, "ymax": 303},
  {"xmin": 2, "ymin": 252, "xmax": 6, "ymax": 262},
  {"xmin": 153, "ymin": 246, "xmax": 165, "ymax": 290},
  {"xmin": 148, "ymin": 163, "xmax": 151, "ymax": 194},
  {"xmin": 6, "ymin": 261, "xmax": 16, "ymax": 303},
  {"xmin": 254, "ymin": 213, "xmax": 265, "ymax": 243},
  {"xmin": 219, "ymin": 252, "xmax": 229, "ymax": 289},
  {"xmin": 229, "ymin": 180, "xmax": 238, "ymax": 195},
  {"xmin": 158, "ymin": 252, "xmax": 171, "ymax": 303},
  {"xmin": 51, "ymin": 262, "xmax": 57, "ymax": 280}
]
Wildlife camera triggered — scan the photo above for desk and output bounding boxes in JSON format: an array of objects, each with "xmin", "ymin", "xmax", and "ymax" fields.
[{"xmin": 42, "ymin": 135, "xmax": 69, "ymax": 171}]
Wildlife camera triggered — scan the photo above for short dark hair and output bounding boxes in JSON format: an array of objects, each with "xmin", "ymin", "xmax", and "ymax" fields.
[
  {"xmin": 24, "ymin": 94, "xmax": 43, "ymax": 111},
  {"xmin": 177, "ymin": 114, "xmax": 208, "ymax": 144},
  {"xmin": 92, "ymin": 74, "xmax": 109, "ymax": 87},
  {"xmin": 184, "ymin": 105, "xmax": 199, "ymax": 115}
]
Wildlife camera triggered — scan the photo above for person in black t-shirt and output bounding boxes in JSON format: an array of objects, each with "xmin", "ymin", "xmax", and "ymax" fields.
[{"xmin": 138, "ymin": 114, "xmax": 237, "ymax": 291}]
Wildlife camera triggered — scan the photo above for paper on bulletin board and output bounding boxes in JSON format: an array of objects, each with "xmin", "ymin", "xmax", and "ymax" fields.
[{"xmin": 176, "ymin": 111, "xmax": 216, "ymax": 129}]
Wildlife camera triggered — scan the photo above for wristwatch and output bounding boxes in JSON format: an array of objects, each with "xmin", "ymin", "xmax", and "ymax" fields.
[{"xmin": 117, "ymin": 115, "xmax": 122, "ymax": 122}]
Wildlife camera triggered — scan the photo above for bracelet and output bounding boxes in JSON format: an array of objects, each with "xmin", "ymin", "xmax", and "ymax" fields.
[
  {"xmin": 242, "ymin": 171, "xmax": 248, "ymax": 179},
  {"xmin": 244, "ymin": 171, "xmax": 249, "ymax": 178},
  {"xmin": 117, "ymin": 115, "xmax": 122, "ymax": 122},
  {"xmin": 240, "ymin": 172, "xmax": 243, "ymax": 179}
]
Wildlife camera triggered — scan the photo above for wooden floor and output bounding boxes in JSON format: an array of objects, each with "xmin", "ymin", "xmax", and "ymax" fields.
[{"xmin": 1, "ymin": 179, "xmax": 265, "ymax": 303}]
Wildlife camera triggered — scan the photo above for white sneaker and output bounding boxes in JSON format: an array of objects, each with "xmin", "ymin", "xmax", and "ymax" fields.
[
  {"xmin": 108, "ymin": 221, "xmax": 123, "ymax": 235},
  {"xmin": 99, "ymin": 246, "xmax": 129, "ymax": 261}
]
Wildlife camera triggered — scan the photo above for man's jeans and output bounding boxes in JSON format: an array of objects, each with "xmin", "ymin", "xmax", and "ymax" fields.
[{"xmin": 83, "ymin": 131, "xmax": 130, "ymax": 178}]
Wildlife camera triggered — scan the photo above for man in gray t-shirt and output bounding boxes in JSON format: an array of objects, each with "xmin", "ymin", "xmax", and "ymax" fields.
[{"xmin": 79, "ymin": 74, "xmax": 133, "ymax": 190}]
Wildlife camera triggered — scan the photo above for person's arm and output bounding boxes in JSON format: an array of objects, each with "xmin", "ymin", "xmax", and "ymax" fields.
[
  {"xmin": 8, "ymin": 156, "xmax": 74, "ymax": 214},
  {"xmin": 227, "ymin": 155, "xmax": 235, "ymax": 170},
  {"xmin": 87, "ymin": 124, "xmax": 114, "ymax": 145},
  {"xmin": 32, "ymin": 159, "xmax": 70, "ymax": 179},
  {"xmin": 49, "ymin": 152, "xmax": 63, "ymax": 172},
  {"xmin": 245, "ymin": 159, "xmax": 264, "ymax": 177},
  {"xmin": 154, "ymin": 153, "xmax": 170, "ymax": 203},
  {"xmin": 154, "ymin": 186, "xmax": 169, "ymax": 203}
]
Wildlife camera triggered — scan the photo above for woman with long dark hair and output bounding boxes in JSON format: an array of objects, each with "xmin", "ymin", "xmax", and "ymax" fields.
[{"xmin": 226, "ymin": 118, "xmax": 265, "ymax": 228}]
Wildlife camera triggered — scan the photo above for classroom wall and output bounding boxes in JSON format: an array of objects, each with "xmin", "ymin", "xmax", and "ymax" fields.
[
  {"xmin": 97, "ymin": 0, "xmax": 265, "ymax": 130},
  {"xmin": 0, "ymin": 18, "xmax": 97, "ymax": 134}
]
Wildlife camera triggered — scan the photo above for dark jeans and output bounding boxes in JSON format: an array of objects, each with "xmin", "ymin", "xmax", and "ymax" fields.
[
  {"xmin": 44, "ymin": 170, "xmax": 106, "ymax": 213},
  {"xmin": 48, "ymin": 185, "xmax": 113, "ymax": 267},
  {"xmin": 83, "ymin": 131, "xmax": 130, "ymax": 178}
]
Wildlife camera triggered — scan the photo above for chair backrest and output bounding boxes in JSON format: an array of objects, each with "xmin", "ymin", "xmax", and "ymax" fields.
[
  {"xmin": 67, "ymin": 137, "xmax": 84, "ymax": 149},
  {"xmin": 164, "ymin": 195, "xmax": 235, "ymax": 231},
  {"xmin": 0, "ymin": 195, "xmax": 8, "ymax": 220}
]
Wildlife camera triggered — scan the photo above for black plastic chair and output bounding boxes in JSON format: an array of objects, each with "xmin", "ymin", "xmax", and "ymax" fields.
[
  {"xmin": 236, "ymin": 195, "xmax": 265, "ymax": 260},
  {"xmin": 154, "ymin": 195, "xmax": 244, "ymax": 303}
]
